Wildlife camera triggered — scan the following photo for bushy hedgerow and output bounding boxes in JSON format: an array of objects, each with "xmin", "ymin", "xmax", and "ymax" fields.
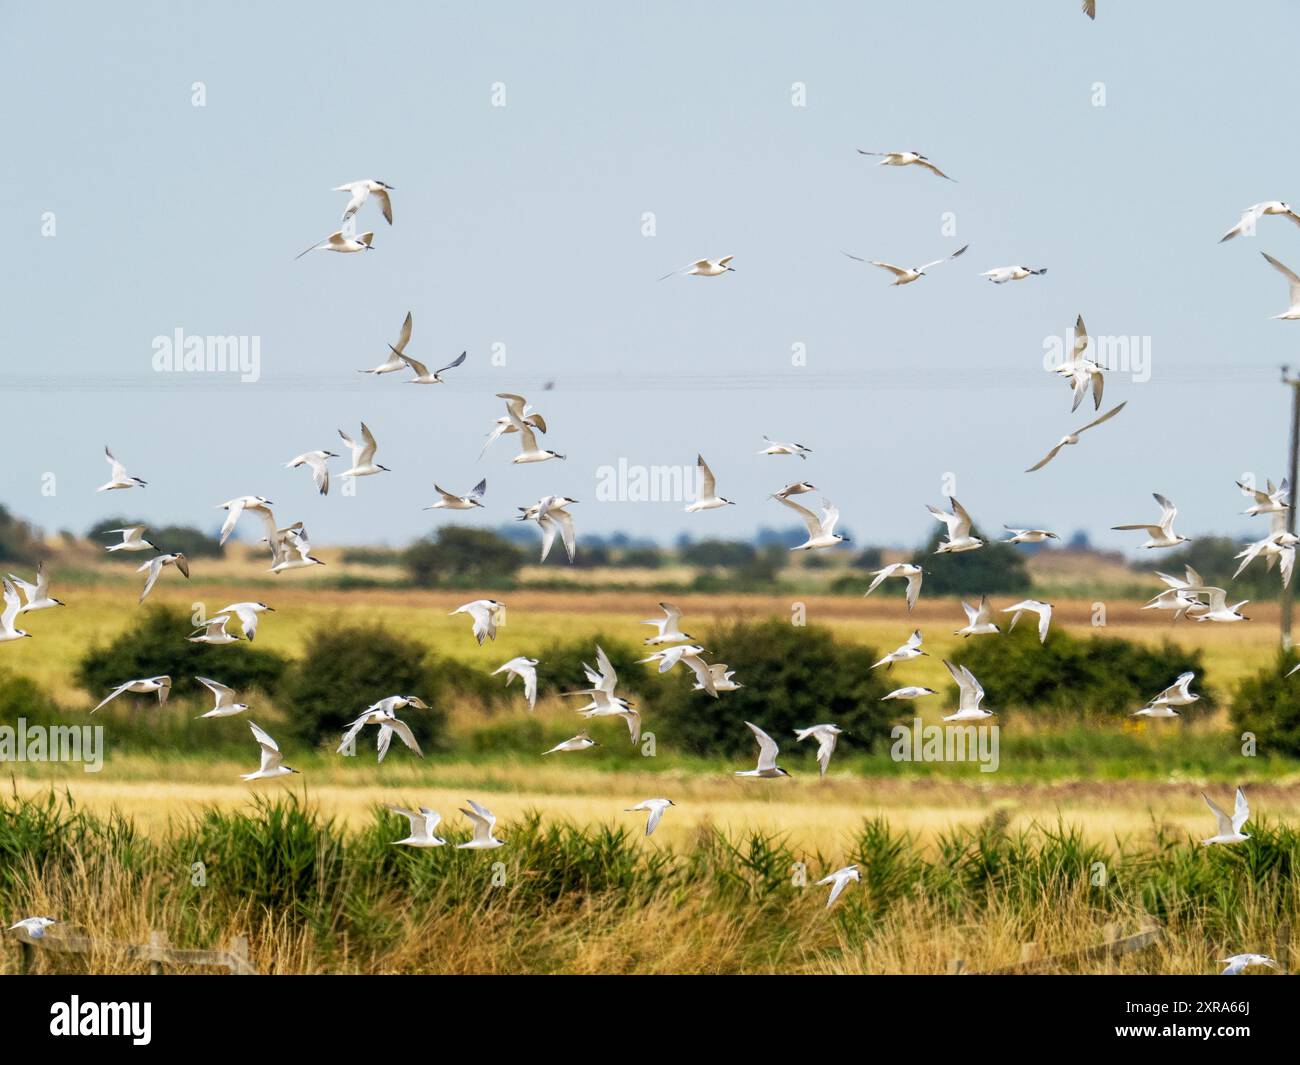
[
  {"xmin": 642, "ymin": 619, "xmax": 893, "ymax": 761},
  {"xmin": 1231, "ymin": 652, "xmax": 1300, "ymax": 757},
  {"xmin": 403, "ymin": 527, "xmax": 525, "ymax": 588},
  {"xmin": 75, "ymin": 607, "xmax": 288, "ymax": 706},
  {"xmin": 952, "ymin": 623, "xmax": 1213, "ymax": 719},
  {"xmin": 86, "ymin": 516, "xmax": 223, "ymax": 560}
]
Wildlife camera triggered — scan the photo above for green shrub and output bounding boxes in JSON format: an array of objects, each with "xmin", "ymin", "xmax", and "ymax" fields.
[
  {"xmin": 274, "ymin": 622, "xmax": 451, "ymax": 749},
  {"xmin": 75, "ymin": 606, "xmax": 288, "ymax": 706},
  {"xmin": 0, "ymin": 667, "xmax": 63, "ymax": 727},
  {"xmin": 643, "ymin": 619, "xmax": 893, "ymax": 760},
  {"xmin": 952, "ymin": 623, "xmax": 1212, "ymax": 719},
  {"xmin": 1231, "ymin": 651, "xmax": 1300, "ymax": 757}
]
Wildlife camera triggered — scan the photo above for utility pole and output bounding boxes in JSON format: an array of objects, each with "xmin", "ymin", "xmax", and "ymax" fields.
[{"xmin": 1281, "ymin": 367, "xmax": 1300, "ymax": 650}]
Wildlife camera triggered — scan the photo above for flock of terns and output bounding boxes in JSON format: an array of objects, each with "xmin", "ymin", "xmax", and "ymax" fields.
[
  {"xmin": 6, "ymin": 7, "xmax": 1297, "ymax": 963},
  {"xmin": 1, "ymin": 150, "xmax": 1297, "ymax": 926}
]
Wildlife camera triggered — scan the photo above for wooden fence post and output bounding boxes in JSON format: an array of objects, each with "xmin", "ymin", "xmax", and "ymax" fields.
[
  {"xmin": 19, "ymin": 938, "xmax": 35, "ymax": 974},
  {"xmin": 148, "ymin": 930, "xmax": 169, "ymax": 975},
  {"xmin": 228, "ymin": 935, "xmax": 249, "ymax": 974}
]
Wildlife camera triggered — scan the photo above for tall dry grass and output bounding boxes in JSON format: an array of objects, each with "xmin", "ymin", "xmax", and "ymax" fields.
[{"xmin": 2, "ymin": 791, "xmax": 1296, "ymax": 974}]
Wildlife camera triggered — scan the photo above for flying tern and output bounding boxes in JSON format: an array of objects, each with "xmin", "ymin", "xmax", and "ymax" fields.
[
  {"xmin": 103, "ymin": 525, "xmax": 157, "ymax": 553},
  {"xmin": 451, "ymin": 599, "xmax": 505, "ymax": 644},
  {"xmin": 338, "ymin": 422, "xmax": 390, "ymax": 478},
  {"xmin": 137, "ymin": 553, "xmax": 189, "ymax": 603},
  {"xmin": 641, "ymin": 602, "xmax": 692, "ymax": 645},
  {"xmin": 872, "ymin": 629, "xmax": 926, "ymax": 670},
  {"xmin": 816, "ymin": 865, "xmax": 861, "ymax": 908},
  {"xmin": 844, "ymin": 244, "xmax": 968, "ymax": 285},
  {"xmin": 493, "ymin": 656, "xmax": 539, "ymax": 710},
  {"xmin": 426, "ymin": 479, "xmax": 486, "ymax": 511},
  {"xmin": 295, "ymin": 229, "xmax": 374, "ymax": 259},
  {"xmin": 1219, "ymin": 953, "xmax": 1282, "ymax": 976},
  {"xmin": 7, "ymin": 562, "xmax": 65, "ymax": 613},
  {"xmin": 188, "ymin": 614, "xmax": 242, "ymax": 645},
  {"xmin": 929, "ymin": 496, "xmax": 984, "ymax": 553},
  {"xmin": 1003, "ymin": 526, "xmax": 1060, "ymax": 545},
  {"xmin": 659, "ymin": 256, "xmax": 735, "ymax": 280},
  {"xmin": 625, "ymin": 798, "xmax": 675, "ymax": 837},
  {"xmin": 1201, "ymin": 788, "xmax": 1250, "ymax": 845},
  {"xmin": 982, "ymin": 265, "xmax": 1047, "ymax": 284},
  {"xmin": 520, "ymin": 496, "xmax": 578, "ymax": 563},
  {"xmin": 758, "ymin": 436, "xmax": 811, "ymax": 459},
  {"xmin": 481, "ymin": 395, "xmax": 547, "ymax": 459},
  {"xmin": 543, "ymin": 730, "xmax": 597, "ymax": 755},
  {"xmin": 864, "ymin": 563, "xmax": 923, "ymax": 612},
  {"xmin": 1237, "ymin": 478, "xmax": 1290, "ymax": 517},
  {"xmin": 942, "ymin": 660, "xmax": 993, "ymax": 722},
  {"xmin": 1219, "ymin": 202, "xmax": 1300, "ymax": 243},
  {"xmin": 97, "ymin": 446, "xmax": 146, "ymax": 491},
  {"xmin": 1260, "ymin": 252, "xmax": 1300, "ymax": 319},
  {"xmin": 499, "ymin": 393, "xmax": 564, "ymax": 463},
  {"xmin": 735, "ymin": 721, "xmax": 790, "ymax": 778},
  {"xmin": 1002, "ymin": 599, "xmax": 1053, "ymax": 643},
  {"xmin": 91, "ymin": 675, "xmax": 171, "ymax": 713},
  {"xmin": 394, "ymin": 348, "xmax": 467, "ymax": 385},
  {"xmin": 794, "ymin": 724, "xmax": 843, "ymax": 777},
  {"xmin": 778, "ymin": 495, "xmax": 849, "ymax": 550},
  {"xmin": 211, "ymin": 602, "xmax": 274, "ymax": 642},
  {"xmin": 195, "ymin": 676, "xmax": 251, "ymax": 718},
  {"xmin": 0, "ymin": 579, "xmax": 32, "ymax": 642},
  {"xmin": 686, "ymin": 455, "xmax": 734, "ymax": 511},
  {"xmin": 456, "ymin": 800, "xmax": 505, "ymax": 849},
  {"xmin": 242, "ymin": 722, "xmax": 298, "ymax": 780},
  {"xmin": 1112, "ymin": 494, "xmax": 1189, "ymax": 549},
  {"xmin": 1025, "ymin": 402, "xmax": 1127, "ymax": 472},
  {"xmin": 856, "ymin": 149, "xmax": 955, "ymax": 180},
  {"xmin": 334, "ymin": 179, "xmax": 394, "ymax": 225},
  {"xmin": 337, "ymin": 702, "xmax": 425, "ymax": 763},
  {"xmin": 955, "ymin": 595, "xmax": 1000, "ymax": 638},
  {"xmin": 216, "ymin": 495, "xmax": 276, "ymax": 547},
  {"xmin": 285, "ymin": 450, "xmax": 338, "ymax": 495},
  {"xmin": 387, "ymin": 806, "xmax": 446, "ymax": 847},
  {"xmin": 881, "ymin": 685, "xmax": 936, "ymax": 700}
]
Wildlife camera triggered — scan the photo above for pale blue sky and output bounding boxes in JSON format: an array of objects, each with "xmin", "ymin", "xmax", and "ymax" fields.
[{"xmin": 4, "ymin": 1, "xmax": 1298, "ymax": 550}]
